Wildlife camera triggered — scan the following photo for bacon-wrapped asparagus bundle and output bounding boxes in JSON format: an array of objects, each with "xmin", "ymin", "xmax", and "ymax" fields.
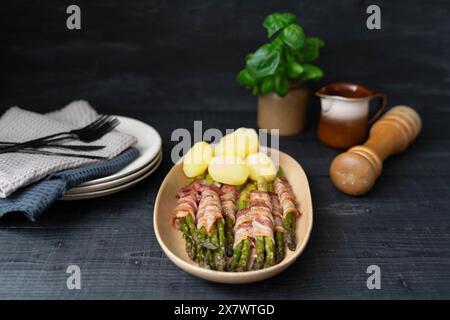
[
  {"xmin": 252, "ymin": 179, "xmax": 275, "ymax": 269},
  {"xmin": 230, "ymin": 181, "xmax": 276, "ymax": 271},
  {"xmin": 220, "ymin": 185, "xmax": 239, "ymax": 257},
  {"xmin": 274, "ymin": 172, "xmax": 300, "ymax": 251},
  {"xmin": 229, "ymin": 183, "xmax": 255, "ymax": 271},
  {"xmin": 194, "ymin": 183, "xmax": 225, "ymax": 270},
  {"xmin": 173, "ymin": 186, "xmax": 199, "ymax": 260}
]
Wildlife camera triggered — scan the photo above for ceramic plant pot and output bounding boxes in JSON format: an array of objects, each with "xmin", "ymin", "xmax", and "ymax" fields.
[{"xmin": 257, "ymin": 86, "xmax": 309, "ymax": 136}]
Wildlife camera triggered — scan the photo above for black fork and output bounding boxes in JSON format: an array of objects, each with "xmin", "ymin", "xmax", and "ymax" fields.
[
  {"xmin": 0, "ymin": 141, "xmax": 105, "ymax": 151},
  {"xmin": 0, "ymin": 116, "xmax": 119, "ymax": 154}
]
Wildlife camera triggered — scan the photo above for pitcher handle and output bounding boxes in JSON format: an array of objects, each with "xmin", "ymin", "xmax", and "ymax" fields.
[{"xmin": 368, "ymin": 93, "xmax": 387, "ymax": 125}]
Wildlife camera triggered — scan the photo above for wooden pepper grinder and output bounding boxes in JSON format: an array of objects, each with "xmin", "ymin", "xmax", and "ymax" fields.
[{"xmin": 330, "ymin": 106, "xmax": 422, "ymax": 196}]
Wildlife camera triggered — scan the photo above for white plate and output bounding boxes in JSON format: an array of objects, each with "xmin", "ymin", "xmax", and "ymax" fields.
[
  {"xmin": 61, "ymin": 154, "xmax": 163, "ymax": 200},
  {"xmin": 65, "ymin": 150, "xmax": 162, "ymax": 195},
  {"xmin": 78, "ymin": 115, "xmax": 162, "ymax": 187}
]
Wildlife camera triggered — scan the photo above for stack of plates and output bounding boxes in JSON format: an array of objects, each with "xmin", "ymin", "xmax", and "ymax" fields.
[{"xmin": 61, "ymin": 116, "xmax": 162, "ymax": 200}]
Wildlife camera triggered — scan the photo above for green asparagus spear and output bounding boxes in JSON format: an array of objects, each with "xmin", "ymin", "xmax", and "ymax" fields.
[
  {"xmin": 196, "ymin": 227, "xmax": 210, "ymax": 269},
  {"xmin": 225, "ymin": 216, "xmax": 234, "ymax": 257},
  {"xmin": 253, "ymin": 235, "xmax": 265, "ymax": 270},
  {"xmin": 275, "ymin": 230, "xmax": 285, "ymax": 263},
  {"xmin": 256, "ymin": 177, "xmax": 267, "ymax": 192},
  {"xmin": 284, "ymin": 212, "xmax": 296, "ymax": 251},
  {"xmin": 185, "ymin": 215, "xmax": 198, "ymax": 243},
  {"xmin": 216, "ymin": 219, "xmax": 226, "ymax": 271},
  {"xmin": 237, "ymin": 182, "xmax": 255, "ymax": 211},
  {"xmin": 236, "ymin": 239, "xmax": 251, "ymax": 272},
  {"xmin": 198, "ymin": 227, "xmax": 216, "ymax": 250},
  {"xmin": 179, "ymin": 218, "xmax": 196, "ymax": 260},
  {"xmin": 207, "ymin": 245, "xmax": 215, "ymax": 270},
  {"xmin": 204, "ymin": 231, "xmax": 215, "ymax": 270},
  {"xmin": 264, "ymin": 236, "xmax": 275, "ymax": 268},
  {"xmin": 229, "ymin": 242, "xmax": 243, "ymax": 271},
  {"xmin": 211, "ymin": 225, "xmax": 225, "ymax": 271}
]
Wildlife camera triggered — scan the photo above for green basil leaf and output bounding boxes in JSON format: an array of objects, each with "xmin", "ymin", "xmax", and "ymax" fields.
[
  {"xmin": 287, "ymin": 61, "xmax": 304, "ymax": 78},
  {"xmin": 262, "ymin": 12, "xmax": 296, "ymax": 38},
  {"xmin": 261, "ymin": 77, "xmax": 274, "ymax": 95},
  {"xmin": 302, "ymin": 37, "xmax": 325, "ymax": 62},
  {"xmin": 280, "ymin": 24, "xmax": 305, "ymax": 50},
  {"xmin": 247, "ymin": 44, "xmax": 281, "ymax": 78},
  {"xmin": 237, "ymin": 69, "xmax": 257, "ymax": 87},
  {"xmin": 301, "ymin": 64, "xmax": 324, "ymax": 81},
  {"xmin": 274, "ymin": 76, "xmax": 289, "ymax": 97},
  {"xmin": 274, "ymin": 76, "xmax": 282, "ymax": 96},
  {"xmin": 279, "ymin": 78, "xmax": 290, "ymax": 96},
  {"xmin": 252, "ymin": 85, "xmax": 260, "ymax": 96},
  {"xmin": 284, "ymin": 48, "xmax": 304, "ymax": 78}
]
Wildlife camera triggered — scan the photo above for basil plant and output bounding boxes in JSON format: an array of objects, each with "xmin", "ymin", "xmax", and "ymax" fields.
[{"xmin": 237, "ymin": 12, "xmax": 325, "ymax": 97}]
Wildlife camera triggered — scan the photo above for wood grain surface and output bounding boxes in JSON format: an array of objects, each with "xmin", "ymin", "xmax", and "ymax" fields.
[{"xmin": 0, "ymin": 0, "xmax": 449, "ymax": 299}]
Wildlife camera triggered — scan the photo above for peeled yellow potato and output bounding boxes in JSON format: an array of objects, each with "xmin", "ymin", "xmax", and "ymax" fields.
[
  {"xmin": 246, "ymin": 152, "xmax": 277, "ymax": 182},
  {"xmin": 183, "ymin": 141, "xmax": 213, "ymax": 178},
  {"xmin": 208, "ymin": 155, "xmax": 249, "ymax": 185},
  {"xmin": 236, "ymin": 127, "xmax": 259, "ymax": 156},
  {"xmin": 215, "ymin": 128, "xmax": 259, "ymax": 159}
]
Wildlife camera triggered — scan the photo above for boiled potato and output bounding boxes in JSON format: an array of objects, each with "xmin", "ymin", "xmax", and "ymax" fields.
[
  {"xmin": 215, "ymin": 128, "xmax": 259, "ymax": 158},
  {"xmin": 246, "ymin": 152, "xmax": 277, "ymax": 182},
  {"xmin": 208, "ymin": 155, "xmax": 249, "ymax": 185},
  {"xmin": 183, "ymin": 141, "xmax": 213, "ymax": 178}
]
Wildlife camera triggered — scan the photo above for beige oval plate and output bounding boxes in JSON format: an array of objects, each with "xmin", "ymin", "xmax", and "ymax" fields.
[{"xmin": 153, "ymin": 148, "xmax": 313, "ymax": 284}]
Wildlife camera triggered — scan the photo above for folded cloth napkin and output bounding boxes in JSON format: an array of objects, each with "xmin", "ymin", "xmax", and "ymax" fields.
[
  {"xmin": 0, "ymin": 148, "xmax": 139, "ymax": 221},
  {"xmin": 0, "ymin": 100, "xmax": 137, "ymax": 198}
]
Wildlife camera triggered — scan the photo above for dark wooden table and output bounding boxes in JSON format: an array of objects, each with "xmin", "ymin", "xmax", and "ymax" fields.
[{"xmin": 1, "ymin": 0, "xmax": 449, "ymax": 299}]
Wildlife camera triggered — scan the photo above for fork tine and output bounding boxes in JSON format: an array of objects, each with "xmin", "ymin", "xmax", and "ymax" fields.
[
  {"xmin": 80, "ymin": 117, "xmax": 120, "ymax": 142},
  {"xmin": 99, "ymin": 118, "xmax": 120, "ymax": 135},
  {"xmin": 75, "ymin": 115, "xmax": 109, "ymax": 134},
  {"xmin": 82, "ymin": 115, "xmax": 109, "ymax": 132},
  {"xmin": 98, "ymin": 118, "xmax": 119, "ymax": 136},
  {"xmin": 76, "ymin": 115, "xmax": 112, "ymax": 138}
]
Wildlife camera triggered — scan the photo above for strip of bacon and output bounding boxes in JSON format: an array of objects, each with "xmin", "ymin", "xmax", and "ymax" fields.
[
  {"xmin": 249, "ymin": 190, "xmax": 272, "ymax": 209},
  {"xmin": 250, "ymin": 190, "xmax": 274, "ymax": 245},
  {"xmin": 274, "ymin": 177, "xmax": 299, "ymax": 218},
  {"xmin": 197, "ymin": 187, "xmax": 223, "ymax": 235},
  {"xmin": 220, "ymin": 185, "xmax": 239, "ymax": 224},
  {"xmin": 270, "ymin": 192, "xmax": 285, "ymax": 233},
  {"xmin": 233, "ymin": 191, "xmax": 275, "ymax": 247},
  {"xmin": 172, "ymin": 187, "xmax": 198, "ymax": 228},
  {"xmin": 191, "ymin": 179, "xmax": 222, "ymax": 195}
]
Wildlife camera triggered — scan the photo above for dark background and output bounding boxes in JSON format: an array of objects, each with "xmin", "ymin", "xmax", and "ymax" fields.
[{"xmin": 1, "ymin": 0, "xmax": 450, "ymax": 299}]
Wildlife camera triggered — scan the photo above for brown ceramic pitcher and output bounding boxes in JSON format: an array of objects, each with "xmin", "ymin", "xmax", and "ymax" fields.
[{"xmin": 315, "ymin": 83, "xmax": 386, "ymax": 149}]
